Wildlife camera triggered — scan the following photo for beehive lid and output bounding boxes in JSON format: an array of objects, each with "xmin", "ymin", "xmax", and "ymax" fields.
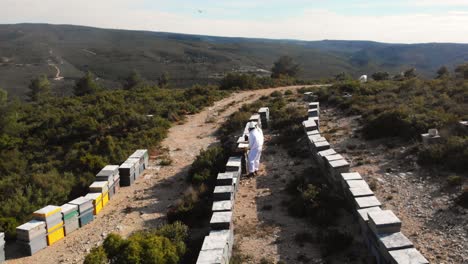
[
  {"xmin": 68, "ymin": 196, "xmax": 91, "ymax": 206},
  {"xmin": 90, "ymin": 181, "xmax": 108, "ymax": 190},
  {"xmin": 325, "ymin": 154, "xmax": 344, "ymax": 162},
  {"xmin": 357, "ymin": 206, "xmax": 382, "ymax": 222},
  {"xmin": 130, "ymin": 150, "xmax": 147, "ymax": 158},
  {"xmin": 318, "ymin": 148, "xmax": 336, "ymax": 157},
  {"xmin": 17, "ymin": 220, "xmax": 46, "ymax": 231},
  {"xmin": 119, "ymin": 162, "xmax": 133, "ymax": 169},
  {"xmin": 61, "ymin": 204, "xmax": 78, "ymax": 215},
  {"xmin": 85, "ymin": 193, "xmax": 102, "ymax": 201},
  {"xmin": 33, "ymin": 205, "xmax": 61, "ymax": 218},
  {"xmin": 329, "ymin": 159, "xmax": 349, "ymax": 168},
  {"xmin": 124, "ymin": 159, "xmax": 138, "ymax": 166},
  {"xmin": 258, "ymin": 107, "xmax": 269, "ymax": 113}
]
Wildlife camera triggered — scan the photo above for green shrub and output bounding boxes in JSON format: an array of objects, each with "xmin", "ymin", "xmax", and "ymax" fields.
[
  {"xmin": 418, "ymin": 136, "xmax": 468, "ymax": 172},
  {"xmin": 363, "ymin": 110, "xmax": 415, "ymax": 139},
  {"xmin": 270, "ymin": 91, "xmax": 282, "ymax": 98},
  {"xmin": 447, "ymin": 175, "xmax": 463, "ymax": 186},
  {"xmin": 84, "ymin": 246, "xmax": 108, "ymax": 264},
  {"xmin": 87, "ymin": 223, "xmax": 188, "ymax": 264},
  {"xmin": 284, "ymin": 90, "xmax": 293, "ymax": 96},
  {"xmin": 188, "ymin": 146, "xmax": 227, "ymax": 185},
  {"xmin": 0, "ymin": 84, "xmax": 226, "ymax": 235}
]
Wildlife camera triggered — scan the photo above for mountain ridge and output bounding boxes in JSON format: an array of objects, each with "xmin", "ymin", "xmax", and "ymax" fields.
[{"xmin": 1, "ymin": 23, "xmax": 468, "ymax": 97}]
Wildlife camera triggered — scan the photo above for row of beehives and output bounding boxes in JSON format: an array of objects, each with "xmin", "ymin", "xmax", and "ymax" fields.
[
  {"xmin": 13, "ymin": 149, "xmax": 149, "ymax": 257},
  {"xmin": 196, "ymin": 107, "xmax": 269, "ymax": 263},
  {"xmin": 302, "ymin": 101, "xmax": 429, "ymax": 264},
  {"xmin": 195, "ymin": 156, "xmax": 243, "ymax": 264}
]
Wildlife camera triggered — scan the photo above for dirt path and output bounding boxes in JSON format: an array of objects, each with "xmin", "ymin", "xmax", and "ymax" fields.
[
  {"xmin": 232, "ymin": 98, "xmax": 368, "ymax": 264},
  {"xmin": 6, "ymin": 85, "xmax": 318, "ymax": 264},
  {"xmin": 233, "ymin": 141, "xmax": 323, "ymax": 264}
]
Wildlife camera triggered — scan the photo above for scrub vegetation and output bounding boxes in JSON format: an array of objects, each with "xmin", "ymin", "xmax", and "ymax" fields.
[
  {"xmin": 84, "ymin": 222, "xmax": 188, "ymax": 264},
  {"xmin": 314, "ymin": 67, "xmax": 468, "ymax": 172},
  {"xmin": 0, "ymin": 81, "xmax": 226, "ymax": 238}
]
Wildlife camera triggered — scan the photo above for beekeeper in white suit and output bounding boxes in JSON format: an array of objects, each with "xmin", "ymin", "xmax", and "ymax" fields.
[{"xmin": 247, "ymin": 121, "xmax": 264, "ymax": 177}]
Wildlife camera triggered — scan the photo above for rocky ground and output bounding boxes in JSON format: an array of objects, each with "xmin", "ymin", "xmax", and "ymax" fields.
[
  {"xmin": 4, "ymin": 85, "xmax": 314, "ymax": 264},
  {"xmin": 321, "ymin": 107, "xmax": 468, "ymax": 264}
]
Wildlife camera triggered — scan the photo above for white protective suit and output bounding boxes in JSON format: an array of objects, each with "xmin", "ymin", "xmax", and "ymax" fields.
[{"xmin": 248, "ymin": 126, "xmax": 264, "ymax": 173}]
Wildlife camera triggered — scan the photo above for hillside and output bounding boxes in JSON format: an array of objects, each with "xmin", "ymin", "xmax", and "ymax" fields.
[{"xmin": 1, "ymin": 23, "xmax": 468, "ymax": 97}]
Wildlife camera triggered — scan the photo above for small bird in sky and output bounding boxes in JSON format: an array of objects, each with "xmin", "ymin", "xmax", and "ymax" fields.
[{"xmin": 198, "ymin": 9, "xmax": 204, "ymax": 14}]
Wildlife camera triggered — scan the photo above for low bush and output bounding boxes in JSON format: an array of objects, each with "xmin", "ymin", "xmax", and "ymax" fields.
[
  {"xmin": 85, "ymin": 222, "xmax": 188, "ymax": 264},
  {"xmin": 417, "ymin": 136, "xmax": 468, "ymax": 172},
  {"xmin": 447, "ymin": 175, "xmax": 463, "ymax": 186}
]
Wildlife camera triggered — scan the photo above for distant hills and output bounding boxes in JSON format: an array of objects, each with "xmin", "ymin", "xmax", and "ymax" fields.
[{"xmin": 1, "ymin": 23, "xmax": 468, "ymax": 98}]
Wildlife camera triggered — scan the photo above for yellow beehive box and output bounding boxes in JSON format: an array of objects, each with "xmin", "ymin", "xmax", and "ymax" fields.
[
  {"xmin": 47, "ymin": 222, "xmax": 65, "ymax": 246},
  {"xmin": 85, "ymin": 193, "xmax": 103, "ymax": 215},
  {"xmin": 33, "ymin": 205, "xmax": 61, "ymax": 218},
  {"xmin": 102, "ymin": 192, "xmax": 109, "ymax": 207}
]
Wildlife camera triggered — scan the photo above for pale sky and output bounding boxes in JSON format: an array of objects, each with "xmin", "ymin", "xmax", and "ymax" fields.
[{"xmin": 2, "ymin": 0, "xmax": 468, "ymax": 43}]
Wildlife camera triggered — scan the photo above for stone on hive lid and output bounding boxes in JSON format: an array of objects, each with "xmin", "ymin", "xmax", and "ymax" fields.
[
  {"xmin": 368, "ymin": 210, "xmax": 402, "ymax": 234},
  {"xmin": 389, "ymin": 248, "xmax": 429, "ymax": 264},
  {"xmin": 355, "ymin": 196, "xmax": 382, "ymax": 209}
]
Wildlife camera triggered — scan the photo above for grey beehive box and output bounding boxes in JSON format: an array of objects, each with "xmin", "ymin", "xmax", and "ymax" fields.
[
  {"xmin": 368, "ymin": 210, "xmax": 402, "ymax": 235},
  {"xmin": 355, "ymin": 196, "xmax": 382, "ymax": 209},
  {"xmin": 210, "ymin": 212, "xmax": 233, "ymax": 230},
  {"xmin": 212, "ymin": 200, "xmax": 233, "ymax": 212},
  {"xmin": 389, "ymin": 248, "xmax": 429, "ymax": 264},
  {"xmin": 213, "ymin": 186, "xmax": 234, "ymax": 201}
]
